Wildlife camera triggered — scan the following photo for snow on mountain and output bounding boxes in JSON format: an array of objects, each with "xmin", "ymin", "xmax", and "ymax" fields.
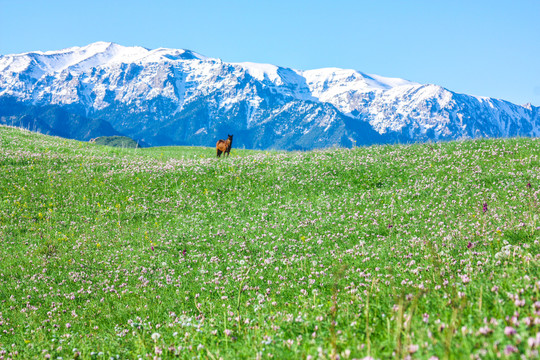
[
  {"xmin": 0, "ymin": 42, "xmax": 538, "ymax": 149},
  {"xmin": 0, "ymin": 42, "xmax": 206, "ymax": 76}
]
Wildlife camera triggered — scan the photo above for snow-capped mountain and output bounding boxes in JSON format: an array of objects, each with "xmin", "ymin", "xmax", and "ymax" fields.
[{"xmin": 1, "ymin": 42, "xmax": 538, "ymax": 149}]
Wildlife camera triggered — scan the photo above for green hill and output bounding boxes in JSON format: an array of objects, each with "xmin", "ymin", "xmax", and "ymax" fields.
[{"xmin": 0, "ymin": 125, "xmax": 539, "ymax": 359}]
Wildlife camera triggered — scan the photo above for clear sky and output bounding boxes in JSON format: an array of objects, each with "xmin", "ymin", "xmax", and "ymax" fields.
[{"xmin": 1, "ymin": 0, "xmax": 539, "ymax": 105}]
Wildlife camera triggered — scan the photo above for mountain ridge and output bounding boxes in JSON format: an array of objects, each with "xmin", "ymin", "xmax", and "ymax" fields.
[{"xmin": 1, "ymin": 42, "xmax": 538, "ymax": 149}]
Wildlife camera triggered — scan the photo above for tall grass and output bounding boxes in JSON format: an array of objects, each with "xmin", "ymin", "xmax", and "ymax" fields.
[{"xmin": 0, "ymin": 125, "xmax": 539, "ymax": 359}]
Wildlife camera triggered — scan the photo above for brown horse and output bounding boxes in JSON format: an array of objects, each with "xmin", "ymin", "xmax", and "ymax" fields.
[{"xmin": 216, "ymin": 134, "xmax": 233, "ymax": 157}]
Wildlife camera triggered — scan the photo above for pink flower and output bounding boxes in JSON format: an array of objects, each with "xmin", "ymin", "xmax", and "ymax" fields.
[
  {"xmin": 478, "ymin": 326, "xmax": 490, "ymax": 335},
  {"xmin": 528, "ymin": 336, "xmax": 538, "ymax": 349},
  {"xmin": 504, "ymin": 326, "xmax": 516, "ymax": 336},
  {"xmin": 407, "ymin": 344, "xmax": 419, "ymax": 354},
  {"xmin": 504, "ymin": 345, "xmax": 518, "ymax": 355}
]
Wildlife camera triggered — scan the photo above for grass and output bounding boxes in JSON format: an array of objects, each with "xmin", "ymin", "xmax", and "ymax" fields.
[{"xmin": 0, "ymin": 125, "xmax": 539, "ymax": 359}]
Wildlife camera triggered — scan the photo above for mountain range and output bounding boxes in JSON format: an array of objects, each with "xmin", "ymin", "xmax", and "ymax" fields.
[{"xmin": 1, "ymin": 41, "xmax": 538, "ymax": 150}]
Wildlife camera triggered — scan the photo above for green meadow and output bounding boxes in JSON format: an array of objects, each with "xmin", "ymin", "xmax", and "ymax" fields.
[{"xmin": 0, "ymin": 125, "xmax": 539, "ymax": 359}]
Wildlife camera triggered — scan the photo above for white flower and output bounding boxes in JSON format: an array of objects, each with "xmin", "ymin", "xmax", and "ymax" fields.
[{"xmin": 151, "ymin": 332, "xmax": 161, "ymax": 341}]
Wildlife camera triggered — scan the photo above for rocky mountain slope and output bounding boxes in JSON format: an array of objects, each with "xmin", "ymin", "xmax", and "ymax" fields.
[{"xmin": 1, "ymin": 42, "xmax": 538, "ymax": 149}]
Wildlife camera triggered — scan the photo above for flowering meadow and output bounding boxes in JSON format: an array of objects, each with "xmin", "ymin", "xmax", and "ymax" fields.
[{"xmin": 0, "ymin": 125, "xmax": 539, "ymax": 359}]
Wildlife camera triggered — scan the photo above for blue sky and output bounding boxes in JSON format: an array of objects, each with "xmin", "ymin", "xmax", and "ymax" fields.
[{"xmin": 1, "ymin": 0, "xmax": 539, "ymax": 105}]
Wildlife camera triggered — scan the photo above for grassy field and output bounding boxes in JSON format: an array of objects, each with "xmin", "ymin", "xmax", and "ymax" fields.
[{"xmin": 0, "ymin": 125, "xmax": 539, "ymax": 359}]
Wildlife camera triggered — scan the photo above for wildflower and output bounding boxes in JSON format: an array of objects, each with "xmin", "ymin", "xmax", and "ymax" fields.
[
  {"xmin": 528, "ymin": 334, "xmax": 540, "ymax": 348},
  {"xmin": 504, "ymin": 345, "xmax": 518, "ymax": 355},
  {"xmin": 504, "ymin": 326, "xmax": 516, "ymax": 336},
  {"xmin": 467, "ymin": 241, "xmax": 473, "ymax": 249},
  {"xmin": 151, "ymin": 332, "xmax": 161, "ymax": 341},
  {"xmin": 482, "ymin": 202, "xmax": 488, "ymax": 213},
  {"xmin": 527, "ymin": 182, "xmax": 532, "ymax": 189},
  {"xmin": 478, "ymin": 326, "xmax": 491, "ymax": 335},
  {"xmin": 65, "ymin": 323, "xmax": 71, "ymax": 329}
]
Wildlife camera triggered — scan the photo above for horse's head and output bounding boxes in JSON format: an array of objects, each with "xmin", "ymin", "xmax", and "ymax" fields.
[{"xmin": 228, "ymin": 134, "xmax": 233, "ymax": 142}]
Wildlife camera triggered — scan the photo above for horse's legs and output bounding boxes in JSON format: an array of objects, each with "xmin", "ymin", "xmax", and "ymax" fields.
[{"xmin": 217, "ymin": 149, "xmax": 222, "ymax": 157}]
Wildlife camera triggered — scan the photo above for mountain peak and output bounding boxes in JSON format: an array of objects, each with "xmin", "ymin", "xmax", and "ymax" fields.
[{"xmin": 0, "ymin": 42, "xmax": 208, "ymax": 78}]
